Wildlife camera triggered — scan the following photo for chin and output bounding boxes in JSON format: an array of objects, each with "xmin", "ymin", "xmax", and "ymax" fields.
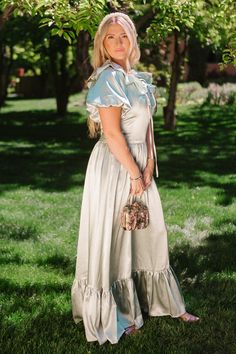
[{"xmin": 112, "ymin": 53, "xmax": 127, "ymax": 60}]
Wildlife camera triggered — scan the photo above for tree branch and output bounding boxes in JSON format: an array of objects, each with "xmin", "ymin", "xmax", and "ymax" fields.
[{"xmin": 0, "ymin": 5, "xmax": 15, "ymax": 30}]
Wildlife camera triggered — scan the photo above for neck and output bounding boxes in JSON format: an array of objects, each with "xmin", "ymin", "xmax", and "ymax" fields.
[{"xmin": 109, "ymin": 58, "xmax": 131, "ymax": 74}]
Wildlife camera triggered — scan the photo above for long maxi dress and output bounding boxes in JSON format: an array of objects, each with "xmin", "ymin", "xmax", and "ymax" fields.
[{"xmin": 71, "ymin": 59, "xmax": 186, "ymax": 345}]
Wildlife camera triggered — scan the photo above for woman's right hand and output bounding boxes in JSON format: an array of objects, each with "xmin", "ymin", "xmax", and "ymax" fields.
[{"xmin": 130, "ymin": 176, "xmax": 145, "ymax": 196}]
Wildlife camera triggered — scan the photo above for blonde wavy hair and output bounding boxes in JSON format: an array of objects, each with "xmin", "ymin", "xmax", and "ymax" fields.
[{"xmin": 86, "ymin": 12, "xmax": 141, "ymax": 138}]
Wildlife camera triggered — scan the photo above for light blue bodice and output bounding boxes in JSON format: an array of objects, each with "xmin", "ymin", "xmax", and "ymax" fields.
[{"xmin": 86, "ymin": 59, "xmax": 158, "ymax": 177}]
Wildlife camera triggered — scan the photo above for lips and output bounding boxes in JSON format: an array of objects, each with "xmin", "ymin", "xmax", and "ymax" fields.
[{"xmin": 115, "ymin": 49, "xmax": 124, "ymax": 52}]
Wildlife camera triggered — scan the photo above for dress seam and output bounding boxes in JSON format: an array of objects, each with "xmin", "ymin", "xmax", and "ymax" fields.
[{"xmin": 75, "ymin": 266, "xmax": 174, "ymax": 293}]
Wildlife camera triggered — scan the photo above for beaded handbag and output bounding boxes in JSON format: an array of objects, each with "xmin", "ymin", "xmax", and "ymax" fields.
[{"xmin": 120, "ymin": 194, "xmax": 149, "ymax": 231}]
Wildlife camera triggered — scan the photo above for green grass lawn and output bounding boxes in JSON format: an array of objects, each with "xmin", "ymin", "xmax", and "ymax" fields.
[{"xmin": 0, "ymin": 94, "xmax": 236, "ymax": 354}]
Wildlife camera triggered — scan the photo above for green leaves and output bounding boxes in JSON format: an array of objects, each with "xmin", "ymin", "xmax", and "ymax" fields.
[
  {"xmin": 223, "ymin": 49, "xmax": 236, "ymax": 65},
  {"xmin": 217, "ymin": 0, "xmax": 236, "ymax": 67},
  {"xmin": 144, "ymin": 0, "xmax": 236, "ymax": 59},
  {"xmin": 1, "ymin": 0, "xmax": 108, "ymax": 43},
  {"xmin": 146, "ymin": 0, "xmax": 197, "ymax": 44},
  {"xmin": 220, "ymin": 48, "xmax": 236, "ymax": 68}
]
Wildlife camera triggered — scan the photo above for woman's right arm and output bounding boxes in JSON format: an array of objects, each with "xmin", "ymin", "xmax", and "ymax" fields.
[{"xmin": 98, "ymin": 106, "xmax": 145, "ymax": 196}]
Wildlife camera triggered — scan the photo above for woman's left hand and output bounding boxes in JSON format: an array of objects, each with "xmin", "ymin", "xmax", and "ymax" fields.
[{"xmin": 143, "ymin": 159, "xmax": 154, "ymax": 190}]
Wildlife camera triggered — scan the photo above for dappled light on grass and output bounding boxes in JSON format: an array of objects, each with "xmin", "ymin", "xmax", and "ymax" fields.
[{"xmin": 0, "ymin": 96, "xmax": 235, "ymax": 353}]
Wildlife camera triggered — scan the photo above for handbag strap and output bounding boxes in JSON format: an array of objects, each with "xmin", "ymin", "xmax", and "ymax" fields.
[
  {"xmin": 127, "ymin": 193, "xmax": 144, "ymax": 205},
  {"xmin": 145, "ymin": 94, "xmax": 159, "ymax": 178},
  {"xmin": 127, "ymin": 193, "xmax": 134, "ymax": 205}
]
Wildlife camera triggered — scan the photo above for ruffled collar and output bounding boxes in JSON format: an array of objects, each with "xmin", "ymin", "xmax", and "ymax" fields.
[{"xmin": 88, "ymin": 59, "xmax": 156, "ymax": 94}]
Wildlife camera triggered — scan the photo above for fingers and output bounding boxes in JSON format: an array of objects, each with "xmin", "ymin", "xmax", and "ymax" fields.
[
  {"xmin": 130, "ymin": 178, "xmax": 145, "ymax": 196},
  {"xmin": 130, "ymin": 171, "xmax": 153, "ymax": 196},
  {"xmin": 143, "ymin": 171, "xmax": 153, "ymax": 189},
  {"xmin": 143, "ymin": 182, "xmax": 151, "ymax": 190},
  {"xmin": 142, "ymin": 176, "xmax": 152, "ymax": 190}
]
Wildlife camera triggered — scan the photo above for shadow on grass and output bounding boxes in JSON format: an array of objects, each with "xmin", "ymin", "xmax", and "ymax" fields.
[
  {"xmin": 0, "ymin": 102, "xmax": 235, "ymax": 196},
  {"xmin": 0, "ymin": 109, "xmax": 96, "ymax": 193},
  {"xmin": 0, "ymin": 247, "xmax": 75, "ymax": 274},
  {"xmin": 171, "ymin": 230, "xmax": 236, "ymax": 283},
  {"xmin": 1, "ymin": 221, "xmax": 236, "ymax": 354},
  {"xmin": 0, "ymin": 217, "xmax": 39, "ymax": 241},
  {"xmin": 0, "ymin": 278, "xmax": 69, "ymax": 296},
  {"xmin": 0, "ymin": 249, "xmax": 24, "ymax": 265},
  {"xmin": 155, "ymin": 104, "xmax": 236, "ymax": 206},
  {"xmin": 36, "ymin": 253, "xmax": 75, "ymax": 275}
]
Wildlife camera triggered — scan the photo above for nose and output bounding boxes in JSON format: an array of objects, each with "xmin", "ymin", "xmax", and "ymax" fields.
[{"xmin": 115, "ymin": 37, "xmax": 123, "ymax": 45}]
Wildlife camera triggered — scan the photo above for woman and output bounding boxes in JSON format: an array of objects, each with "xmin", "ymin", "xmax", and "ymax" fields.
[{"xmin": 71, "ymin": 12, "xmax": 199, "ymax": 345}]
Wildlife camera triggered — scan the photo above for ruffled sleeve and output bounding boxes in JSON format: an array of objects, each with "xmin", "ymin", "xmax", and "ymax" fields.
[
  {"xmin": 134, "ymin": 71, "xmax": 157, "ymax": 115},
  {"xmin": 135, "ymin": 71, "xmax": 153, "ymax": 85},
  {"xmin": 86, "ymin": 68, "xmax": 131, "ymax": 123}
]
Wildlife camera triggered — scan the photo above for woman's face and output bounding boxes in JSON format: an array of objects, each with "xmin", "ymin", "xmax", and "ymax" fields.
[{"xmin": 103, "ymin": 23, "xmax": 130, "ymax": 63}]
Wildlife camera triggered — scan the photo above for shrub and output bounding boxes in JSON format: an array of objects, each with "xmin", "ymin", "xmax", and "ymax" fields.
[
  {"xmin": 176, "ymin": 82, "xmax": 208, "ymax": 105},
  {"xmin": 154, "ymin": 82, "xmax": 236, "ymax": 107},
  {"xmin": 155, "ymin": 82, "xmax": 208, "ymax": 106},
  {"xmin": 206, "ymin": 83, "xmax": 236, "ymax": 105}
]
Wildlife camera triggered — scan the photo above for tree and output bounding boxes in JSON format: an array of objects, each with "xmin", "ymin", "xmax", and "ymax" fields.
[
  {"xmin": 144, "ymin": 0, "xmax": 231, "ymax": 129},
  {"xmin": 220, "ymin": 0, "xmax": 236, "ymax": 68},
  {"xmin": 0, "ymin": 0, "xmax": 108, "ymax": 114}
]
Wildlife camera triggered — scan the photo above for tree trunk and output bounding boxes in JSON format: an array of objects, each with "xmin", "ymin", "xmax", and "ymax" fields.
[
  {"xmin": 49, "ymin": 39, "xmax": 69, "ymax": 117},
  {"xmin": 49, "ymin": 31, "xmax": 92, "ymax": 116},
  {"xmin": 164, "ymin": 30, "xmax": 186, "ymax": 130},
  {"xmin": 55, "ymin": 87, "xmax": 69, "ymax": 117},
  {"xmin": 0, "ymin": 42, "xmax": 7, "ymax": 107},
  {"xmin": 0, "ymin": 6, "xmax": 14, "ymax": 108},
  {"xmin": 0, "ymin": 5, "xmax": 15, "ymax": 30},
  {"xmin": 74, "ymin": 30, "xmax": 93, "ymax": 90},
  {"xmin": 0, "ymin": 43, "xmax": 13, "ymax": 107}
]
